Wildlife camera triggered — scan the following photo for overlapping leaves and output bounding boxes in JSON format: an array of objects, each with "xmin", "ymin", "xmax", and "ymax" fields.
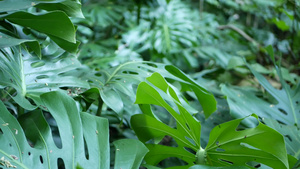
[
  {"xmin": 85, "ymin": 61, "xmax": 216, "ymax": 117},
  {"xmin": 131, "ymin": 72, "xmax": 292, "ymax": 168},
  {"xmin": 0, "ymin": 91, "xmax": 148, "ymax": 169},
  {"xmin": 0, "ymin": 47, "xmax": 89, "ymax": 110}
]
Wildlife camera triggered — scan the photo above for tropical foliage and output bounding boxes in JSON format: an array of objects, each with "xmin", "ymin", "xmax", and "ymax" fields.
[{"xmin": 0, "ymin": 0, "xmax": 299, "ymax": 168}]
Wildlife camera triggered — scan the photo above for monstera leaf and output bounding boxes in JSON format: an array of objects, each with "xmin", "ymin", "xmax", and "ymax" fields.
[
  {"xmin": 131, "ymin": 73, "xmax": 292, "ymax": 168},
  {"xmin": 0, "ymin": 47, "xmax": 89, "ymax": 110},
  {"xmin": 0, "ymin": 91, "xmax": 148, "ymax": 169},
  {"xmin": 85, "ymin": 61, "xmax": 216, "ymax": 118}
]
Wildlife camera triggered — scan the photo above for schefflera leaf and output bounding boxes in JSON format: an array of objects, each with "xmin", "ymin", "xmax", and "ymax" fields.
[
  {"xmin": 131, "ymin": 72, "xmax": 213, "ymax": 167},
  {"xmin": 0, "ymin": 91, "xmax": 148, "ymax": 169},
  {"xmin": 204, "ymin": 114, "xmax": 290, "ymax": 169},
  {"xmin": 131, "ymin": 73, "xmax": 291, "ymax": 168}
]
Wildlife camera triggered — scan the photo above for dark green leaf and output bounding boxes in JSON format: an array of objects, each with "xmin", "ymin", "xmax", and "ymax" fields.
[{"xmin": 3, "ymin": 11, "xmax": 78, "ymax": 52}]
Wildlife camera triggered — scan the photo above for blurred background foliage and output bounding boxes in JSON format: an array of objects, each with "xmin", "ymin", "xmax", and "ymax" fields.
[{"xmin": 73, "ymin": 0, "xmax": 300, "ymax": 167}]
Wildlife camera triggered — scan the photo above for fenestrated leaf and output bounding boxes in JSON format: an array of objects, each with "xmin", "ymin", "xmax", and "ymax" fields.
[
  {"xmin": 2, "ymin": 11, "xmax": 78, "ymax": 53},
  {"xmin": 0, "ymin": 91, "xmax": 149, "ymax": 168},
  {"xmin": 0, "ymin": 32, "xmax": 41, "ymax": 58},
  {"xmin": 113, "ymin": 139, "xmax": 149, "ymax": 169},
  {"xmin": 131, "ymin": 73, "xmax": 209, "ymax": 166},
  {"xmin": 263, "ymin": 118, "xmax": 300, "ymax": 159},
  {"xmin": 0, "ymin": 47, "xmax": 89, "ymax": 110},
  {"xmin": 205, "ymin": 114, "xmax": 289, "ymax": 169},
  {"xmin": 86, "ymin": 61, "xmax": 216, "ymax": 117},
  {"xmin": 0, "ymin": 91, "xmax": 109, "ymax": 168}
]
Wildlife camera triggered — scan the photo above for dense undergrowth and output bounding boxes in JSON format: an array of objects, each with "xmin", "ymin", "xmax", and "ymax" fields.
[{"xmin": 0, "ymin": 0, "xmax": 299, "ymax": 168}]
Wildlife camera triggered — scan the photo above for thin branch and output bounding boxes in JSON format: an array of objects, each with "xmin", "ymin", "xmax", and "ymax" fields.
[{"xmin": 218, "ymin": 24, "xmax": 260, "ymax": 48}]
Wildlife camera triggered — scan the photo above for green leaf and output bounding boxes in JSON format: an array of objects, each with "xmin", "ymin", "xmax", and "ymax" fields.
[
  {"xmin": 263, "ymin": 118, "xmax": 300, "ymax": 159},
  {"xmin": 0, "ymin": 91, "xmax": 148, "ymax": 168},
  {"xmin": 113, "ymin": 139, "xmax": 149, "ymax": 169},
  {"xmin": 86, "ymin": 61, "xmax": 216, "ymax": 117},
  {"xmin": 3, "ymin": 11, "xmax": 78, "ymax": 53},
  {"xmin": 35, "ymin": 1, "xmax": 84, "ymax": 18},
  {"xmin": 189, "ymin": 165, "xmax": 248, "ymax": 169},
  {"xmin": 205, "ymin": 114, "xmax": 289, "ymax": 169},
  {"xmin": 131, "ymin": 72, "xmax": 211, "ymax": 165},
  {"xmin": 271, "ymin": 18, "xmax": 290, "ymax": 31},
  {"xmin": 221, "ymin": 79, "xmax": 300, "ymax": 127},
  {"xmin": 0, "ymin": 47, "xmax": 89, "ymax": 110},
  {"xmin": 0, "ymin": 0, "xmax": 83, "ymax": 18},
  {"xmin": 0, "ymin": 91, "xmax": 109, "ymax": 168},
  {"xmin": 144, "ymin": 144, "xmax": 195, "ymax": 165},
  {"xmin": 0, "ymin": 32, "xmax": 41, "ymax": 58}
]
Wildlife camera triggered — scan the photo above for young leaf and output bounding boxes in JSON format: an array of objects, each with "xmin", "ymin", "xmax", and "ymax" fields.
[
  {"xmin": 131, "ymin": 72, "xmax": 213, "ymax": 166},
  {"xmin": 205, "ymin": 114, "xmax": 289, "ymax": 169}
]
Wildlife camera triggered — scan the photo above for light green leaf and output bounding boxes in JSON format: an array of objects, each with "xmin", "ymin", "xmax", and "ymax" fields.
[
  {"xmin": 145, "ymin": 144, "xmax": 195, "ymax": 165},
  {"xmin": 131, "ymin": 72, "xmax": 212, "ymax": 165},
  {"xmin": 205, "ymin": 115, "xmax": 289, "ymax": 169}
]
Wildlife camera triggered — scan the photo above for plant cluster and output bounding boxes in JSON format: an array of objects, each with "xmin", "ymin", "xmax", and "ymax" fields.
[{"xmin": 0, "ymin": 0, "xmax": 299, "ymax": 168}]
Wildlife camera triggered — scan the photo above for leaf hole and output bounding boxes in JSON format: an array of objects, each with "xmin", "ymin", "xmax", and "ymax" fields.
[
  {"xmin": 57, "ymin": 158, "xmax": 65, "ymax": 169},
  {"xmin": 246, "ymin": 161, "xmax": 264, "ymax": 168},
  {"xmin": 36, "ymin": 75, "xmax": 49, "ymax": 79},
  {"xmin": 219, "ymin": 159, "xmax": 233, "ymax": 165},
  {"xmin": 284, "ymin": 135, "xmax": 292, "ymax": 142},
  {"xmin": 159, "ymin": 157, "xmax": 187, "ymax": 167},
  {"xmin": 278, "ymin": 108, "xmax": 287, "ymax": 115},
  {"xmin": 144, "ymin": 62, "xmax": 158, "ymax": 68},
  {"xmin": 184, "ymin": 147, "xmax": 196, "ymax": 154},
  {"xmin": 28, "ymin": 152, "xmax": 31, "ymax": 156},
  {"xmin": 0, "ymin": 128, "xmax": 3, "ymax": 134},
  {"xmin": 185, "ymin": 123, "xmax": 190, "ymax": 130},
  {"xmin": 39, "ymin": 155, "xmax": 43, "ymax": 164},
  {"xmin": 9, "ymin": 143, "xmax": 12, "ymax": 147},
  {"xmin": 84, "ymin": 137, "xmax": 89, "ymax": 160},
  {"xmin": 44, "ymin": 112, "xmax": 62, "ymax": 149},
  {"xmin": 122, "ymin": 71, "xmax": 138, "ymax": 75},
  {"xmin": 184, "ymin": 136, "xmax": 196, "ymax": 146},
  {"xmin": 87, "ymin": 80, "xmax": 93, "ymax": 83},
  {"xmin": 216, "ymin": 148, "xmax": 225, "ymax": 152},
  {"xmin": 240, "ymin": 142, "xmax": 260, "ymax": 151},
  {"xmin": 31, "ymin": 61, "xmax": 45, "ymax": 68},
  {"xmin": 94, "ymin": 72, "xmax": 102, "ymax": 77}
]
